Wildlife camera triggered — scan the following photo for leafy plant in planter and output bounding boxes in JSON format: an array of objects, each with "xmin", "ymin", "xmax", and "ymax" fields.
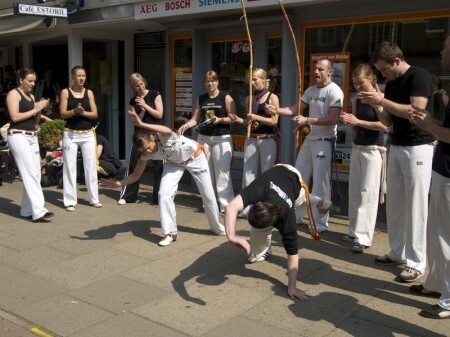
[{"xmin": 38, "ymin": 119, "xmax": 66, "ymax": 150}]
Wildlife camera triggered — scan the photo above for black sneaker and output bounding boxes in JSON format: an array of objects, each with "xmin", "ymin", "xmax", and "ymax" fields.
[
  {"xmin": 409, "ymin": 284, "xmax": 441, "ymax": 298},
  {"xmin": 420, "ymin": 305, "xmax": 450, "ymax": 319},
  {"xmin": 375, "ymin": 254, "xmax": 403, "ymax": 266},
  {"xmin": 34, "ymin": 211, "xmax": 54, "ymax": 223}
]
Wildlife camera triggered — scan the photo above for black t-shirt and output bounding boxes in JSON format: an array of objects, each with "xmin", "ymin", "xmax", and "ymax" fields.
[
  {"xmin": 198, "ymin": 91, "xmax": 231, "ymax": 136},
  {"xmin": 432, "ymin": 101, "xmax": 450, "ymax": 178},
  {"xmin": 250, "ymin": 93, "xmax": 277, "ymax": 135},
  {"xmin": 97, "ymin": 134, "xmax": 122, "ymax": 168},
  {"xmin": 385, "ymin": 66, "xmax": 435, "ymax": 146},
  {"xmin": 240, "ymin": 165, "xmax": 301, "ymax": 255},
  {"xmin": 129, "ymin": 90, "xmax": 162, "ymax": 130}
]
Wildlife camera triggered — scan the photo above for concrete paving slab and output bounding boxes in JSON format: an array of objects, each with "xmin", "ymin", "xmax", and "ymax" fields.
[
  {"xmin": 31, "ymin": 248, "xmax": 149, "ymax": 290},
  {"xmin": 123, "ymin": 247, "xmax": 238, "ymax": 292},
  {"xmin": 202, "ymin": 316, "xmax": 300, "ymax": 337},
  {"xmin": 68, "ymin": 275, "xmax": 171, "ymax": 314},
  {"xmin": 70, "ymin": 313, "xmax": 189, "ymax": 337},
  {"xmin": 0, "ymin": 274, "xmax": 67, "ymax": 311},
  {"xmin": 13, "ymin": 294, "xmax": 115, "ymax": 337},
  {"xmin": 0, "ymin": 226, "xmax": 62, "ymax": 251},
  {"xmin": 0, "ymin": 263, "xmax": 25, "ymax": 281},
  {"xmin": 132, "ymin": 281, "xmax": 270, "ymax": 337},
  {"xmin": 0, "ymin": 245, "xmax": 75, "ymax": 272}
]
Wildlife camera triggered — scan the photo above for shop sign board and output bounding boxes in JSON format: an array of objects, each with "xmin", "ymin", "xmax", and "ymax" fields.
[
  {"xmin": 13, "ymin": 3, "xmax": 68, "ymax": 18},
  {"xmin": 135, "ymin": 0, "xmax": 314, "ymax": 19}
]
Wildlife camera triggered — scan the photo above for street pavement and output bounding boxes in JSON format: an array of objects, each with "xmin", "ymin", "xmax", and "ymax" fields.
[{"xmin": 0, "ymin": 170, "xmax": 448, "ymax": 337}]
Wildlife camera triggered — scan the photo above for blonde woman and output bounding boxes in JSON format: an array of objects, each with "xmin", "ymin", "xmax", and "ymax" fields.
[
  {"xmin": 60, "ymin": 66, "xmax": 102, "ymax": 211},
  {"xmin": 179, "ymin": 70, "xmax": 236, "ymax": 213},
  {"xmin": 118, "ymin": 72, "xmax": 163, "ymax": 205},
  {"xmin": 340, "ymin": 63, "xmax": 387, "ymax": 252},
  {"xmin": 231, "ymin": 68, "xmax": 280, "ymax": 218}
]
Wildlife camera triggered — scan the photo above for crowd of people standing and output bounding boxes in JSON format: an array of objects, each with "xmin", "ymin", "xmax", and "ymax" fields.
[{"xmin": 1, "ymin": 36, "xmax": 449, "ymax": 319}]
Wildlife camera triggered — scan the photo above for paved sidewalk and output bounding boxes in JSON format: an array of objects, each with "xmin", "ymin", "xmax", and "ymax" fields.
[{"xmin": 0, "ymin": 172, "xmax": 448, "ymax": 337}]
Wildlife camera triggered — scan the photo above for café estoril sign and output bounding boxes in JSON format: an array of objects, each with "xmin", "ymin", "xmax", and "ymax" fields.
[{"xmin": 13, "ymin": 3, "xmax": 68, "ymax": 19}]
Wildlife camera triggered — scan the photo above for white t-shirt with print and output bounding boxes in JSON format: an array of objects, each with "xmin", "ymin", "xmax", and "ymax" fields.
[{"xmin": 301, "ymin": 82, "xmax": 343, "ymax": 140}]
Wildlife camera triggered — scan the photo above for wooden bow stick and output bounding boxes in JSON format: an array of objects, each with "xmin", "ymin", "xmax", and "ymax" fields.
[
  {"xmin": 277, "ymin": 0, "xmax": 309, "ymax": 148},
  {"xmin": 240, "ymin": 0, "xmax": 253, "ymax": 138}
]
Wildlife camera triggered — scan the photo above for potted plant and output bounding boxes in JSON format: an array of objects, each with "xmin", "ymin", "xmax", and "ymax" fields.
[{"xmin": 38, "ymin": 119, "xmax": 65, "ymax": 150}]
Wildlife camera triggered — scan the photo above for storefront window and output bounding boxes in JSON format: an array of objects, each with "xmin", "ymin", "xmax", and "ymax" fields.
[
  {"xmin": 211, "ymin": 39, "xmax": 251, "ymax": 140},
  {"xmin": 302, "ymin": 13, "xmax": 450, "ymax": 177},
  {"xmin": 172, "ymin": 36, "xmax": 192, "ymax": 128},
  {"xmin": 303, "ymin": 15, "xmax": 450, "ymax": 117}
]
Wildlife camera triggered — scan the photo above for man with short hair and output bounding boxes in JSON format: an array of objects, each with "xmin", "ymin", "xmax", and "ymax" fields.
[
  {"xmin": 407, "ymin": 34, "xmax": 450, "ymax": 319},
  {"xmin": 267, "ymin": 58, "xmax": 343, "ymax": 233},
  {"xmin": 359, "ymin": 41, "xmax": 435, "ymax": 283}
]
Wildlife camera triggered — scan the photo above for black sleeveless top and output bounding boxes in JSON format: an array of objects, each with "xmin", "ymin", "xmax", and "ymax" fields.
[
  {"xmin": 353, "ymin": 99, "xmax": 384, "ymax": 146},
  {"xmin": 9, "ymin": 89, "xmax": 36, "ymax": 131},
  {"xmin": 198, "ymin": 91, "xmax": 231, "ymax": 136},
  {"xmin": 129, "ymin": 90, "xmax": 162, "ymax": 131},
  {"xmin": 251, "ymin": 93, "xmax": 276, "ymax": 135},
  {"xmin": 64, "ymin": 89, "xmax": 94, "ymax": 130}
]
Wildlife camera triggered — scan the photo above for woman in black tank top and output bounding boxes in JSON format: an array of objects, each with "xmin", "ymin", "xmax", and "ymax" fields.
[
  {"xmin": 60, "ymin": 66, "xmax": 102, "ymax": 211},
  {"xmin": 6, "ymin": 68, "xmax": 54, "ymax": 222}
]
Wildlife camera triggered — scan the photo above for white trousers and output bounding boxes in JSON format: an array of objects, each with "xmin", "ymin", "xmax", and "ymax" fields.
[
  {"xmin": 62, "ymin": 130, "xmax": 99, "ymax": 207},
  {"xmin": 386, "ymin": 144, "xmax": 433, "ymax": 273},
  {"xmin": 197, "ymin": 134, "xmax": 234, "ymax": 212},
  {"xmin": 8, "ymin": 133, "xmax": 48, "ymax": 220},
  {"xmin": 242, "ymin": 137, "xmax": 276, "ymax": 188},
  {"xmin": 295, "ymin": 138, "xmax": 332, "ymax": 231},
  {"xmin": 348, "ymin": 146, "xmax": 383, "ymax": 246},
  {"xmin": 159, "ymin": 152, "xmax": 224, "ymax": 236},
  {"xmin": 248, "ymin": 164, "xmax": 319, "ymax": 261},
  {"xmin": 424, "ymin": 171, "xmax": 450, "ymax": 310}
]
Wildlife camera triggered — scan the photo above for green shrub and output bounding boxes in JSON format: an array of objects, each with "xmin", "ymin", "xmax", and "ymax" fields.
[{"xmin": 38, "ymin": 119, "xmax": 66, "ymax": 149}]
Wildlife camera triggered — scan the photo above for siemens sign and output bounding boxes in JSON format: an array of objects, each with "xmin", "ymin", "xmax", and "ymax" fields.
[{"xmin": 13, "ymin": 3, "xmax": 68, "ymax": 19}]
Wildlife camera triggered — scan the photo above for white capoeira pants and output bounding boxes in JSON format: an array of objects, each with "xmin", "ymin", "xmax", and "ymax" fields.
[
  {"xmin": 159, "ymin": 152, "xmax": 224, "ymax": 236},
  {"xmin": 197, "ymin": 134, "xmax": 234, "ymax": 213},
  {"xmin": 424, "ymin": 171, "xmax": 450, "ymax": 310},
  {"xmin": 248, "ymin": 164, "xmax": 321, "ymax": 262},
  {"xmin": 295, "ymin": 138, "xmax": 332, "ymax": 232},
  {"xmin": 62, "ymin": 130, "xmax": 100, "ymax": 207},
  {"xmin": 8, "ymin": 133, "xmax": 49, "ymax": 220},
  {"xmin": 386, "ymin": 144, "xmax": 433, "ymax": 273},
  {"xmin": 347, "ymin": 145, "xmax": 384, "ymax": 247},
  {"xmin": 242, "ymin": 137, "xmax": 276, "ymax": 188}
]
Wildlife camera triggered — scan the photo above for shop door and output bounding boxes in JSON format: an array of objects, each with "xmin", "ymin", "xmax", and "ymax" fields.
[{"xmin": 82, "ymin": 39, "xmax": 125, "ymax": 156}]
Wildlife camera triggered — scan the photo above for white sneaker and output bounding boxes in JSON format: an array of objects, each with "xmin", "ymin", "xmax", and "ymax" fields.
[
  {"xmin": 93, "ymin": 202, "xmax": 102, "ymax": 208},
  {"xmin": 318, "ymin": 199, "xmax": 332, "ymax": 214},
  {"xmin": 249, "ymin": 246, "xmax": 272, "ymax": 263},
  {"xmin": 66, "ymin": 206, "xmax": 75, "ymax": 212},
  {"xmin": 158, "ymin": 233, "xmax": 177, "ymax": 246},
  {"xmin": 117, "ymin": 199, "xmax": 126, "ymax": 205}
]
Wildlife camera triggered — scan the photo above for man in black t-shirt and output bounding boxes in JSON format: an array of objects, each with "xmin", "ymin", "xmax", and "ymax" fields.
[
  {"xmin": 359, "ymin": 42, "xmax": 435, "ymax": 283},
  {"xmin": 224, "ymin": 164, "xmax": 331, "ymax": 302},
  {"xmin": 407, "ymin": 35, "xmax": 450, "ymax": 320}
]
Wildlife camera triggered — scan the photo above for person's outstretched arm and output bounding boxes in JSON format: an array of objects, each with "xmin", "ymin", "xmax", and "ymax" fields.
[
  {"xmin": 287, "ymin": 254, "xmax": 310, "ymax": 301},
  {"xmin": 100, "ymin": 158, "xmax": 147, "ymax": 188},
  {"xmin": 224, "ymin": 195, "xmax": 251, "ymax": 254},
  {"xmin": 128, "ymin": 110, "xmax": 172, "ymax": 136}
]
